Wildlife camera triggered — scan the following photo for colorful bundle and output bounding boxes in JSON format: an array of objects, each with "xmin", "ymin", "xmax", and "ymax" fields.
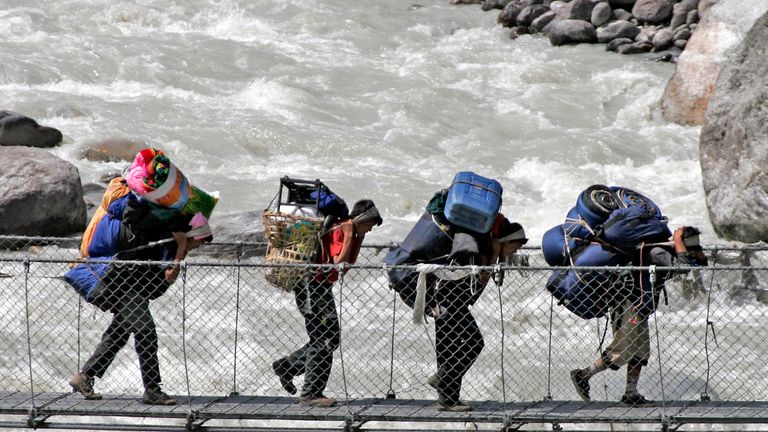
[{"xmin": 125, "ymin": 148, "xmax": 219, "ymax": 236}]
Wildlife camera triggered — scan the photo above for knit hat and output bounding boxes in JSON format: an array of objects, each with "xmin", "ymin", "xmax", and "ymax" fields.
[
  {"xmin": 350, "ymin": 199, "xmax": 383, "ymax": 226},
  {"xmin": 494, "ymin": 217, "xmax": 528, "ymax": 244}
]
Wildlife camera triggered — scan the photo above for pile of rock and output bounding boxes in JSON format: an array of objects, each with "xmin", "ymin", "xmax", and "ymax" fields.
[{"xmin": 458, "ymin": 0, "xmax": 706, "ymax": 56}]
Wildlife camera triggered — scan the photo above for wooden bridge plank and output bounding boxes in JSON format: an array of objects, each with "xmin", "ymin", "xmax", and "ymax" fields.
[{"xmin": 5, "ymin": 392, "xmax": 768, "ymax": 427}]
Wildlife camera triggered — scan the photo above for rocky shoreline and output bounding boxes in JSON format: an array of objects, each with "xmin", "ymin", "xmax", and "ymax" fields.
[{"xmin": 452, "ymin": 0, "xmax": 713, "ymax": 59}]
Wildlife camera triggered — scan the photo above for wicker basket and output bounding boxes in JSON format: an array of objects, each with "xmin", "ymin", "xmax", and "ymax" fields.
[{"xmin": 262, "ymin": 210, "xmax": 324, "ymax": 292}]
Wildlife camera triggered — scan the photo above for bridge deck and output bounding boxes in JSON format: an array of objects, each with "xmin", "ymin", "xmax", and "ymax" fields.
[{"xmin": 2, "ymin": 392, "xmax": 768, "ymax": 431}]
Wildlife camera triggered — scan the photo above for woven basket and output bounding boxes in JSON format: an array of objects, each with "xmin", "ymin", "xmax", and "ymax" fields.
[{"xmin": 262, "ymin": 210, "xmax": 324, "ymax": 292}]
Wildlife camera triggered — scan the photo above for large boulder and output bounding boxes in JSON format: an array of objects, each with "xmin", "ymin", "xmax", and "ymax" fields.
[
  {"xmin": 205, "ymin": 211, "xmax": 266, "ymax": 259},
  {"xmin": 79, "ymin": 138, "xmax": 148, "ymax": 162},
  {"xmin": 661, "ymin": 0, "xmax": 768, "ymax": 125},
  {"xmin": 0, "ymin": 111, "xmax": 63, "ymax": 148},
  {"xmin": 699, "ymin": 11, "xmax": 768, "ymax": 243},
  {"xmin": 0, "ymin": 147, "xmax": 86, "ymax": 236},
  {"xmin": 632, "ymin": 0, "xmax": 675, "ymax": 23},
  {"xmin": 546, "ymin": 19, "xmax": 597, "ymax": 45},
  {"xmin": 596, "ymin": 20, "xmax": 641, "ymax": 42}
]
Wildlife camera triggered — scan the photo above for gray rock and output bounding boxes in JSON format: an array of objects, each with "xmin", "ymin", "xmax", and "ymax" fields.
[
  {"xmin": 82, "ymin": 183, "xmax": 107, "ymax": 219},
  {"xmin": 591, "ymin": 2, "xmax": 613, "ymax": 26},
  {"xmin": 596, "ymin": 20, "xmax": 641, "ymax": 42},
  {"xmin": 632, "ymin": 0, "xmax": 675, "ymax": 23},
  {"xmin": 547, "ymin": 19, "xmax": 597, "ymax": 44},
  {"xmin": 0, "ymin": 111, "xmax": 63, "ymax": 148},
  {"xmin": 510, "ymin": 25, "xmax": 532, "ymax": 38},
  {"xmin": 205, "ymin": 211, "xmax": 266, "ymax": 259},
  {"xmin": 549, "ymin": 0, "xmax": 574, "ymax": 19},
  {"xmin": 613, "ymin": 8, "xmax": 633, "ymax": 20},
  {"xmin": 700, "ymin": 11, "xmax": 768, "ymax": 242},
  {"xmin": 569, "ymin": 0, "xmax": 601, "ymax": 20},
  {"xmin": 609, "ymin": 0, "xmax": 636, "ymax": 10},
  {"xmin": 674, "ymin": 26, "xmax": 692, "ymax": 40},
  {"xmin": 79, "ymin": 138, "xmax": 148, "ymax": 162},
  {"xmin": 482, "ymin": 0, "xmax": 511, "ymax": 11},
  {"xmin": 674, "ymin": 39, "xmax": 688, "ymax": 49},
  {"xmin": 532, "ymin": 10, "xmax": 557, "ymax": 32},
  {"xmin": 670, "ymin": 11, "xmax": 687, "ymax": 30},
  {"xmin": 519, "ymin": 0, "xmax": 546, "ymax": 6},
  {"xmin": 652, "ymin": 28, "xmax": 674, "ymax": 49},
  {"xmin": 661, "ymin": 0, "xmax": 768, "ymax": 126},
  {"xmin": 635, "ymin": 27, "xmax": 655, "ymax": 44},
  {"xmin": 686, "ymin": 9, "xmax": 699, "ymax": 25},
  {"xmin": 517, "ymin": 4, "xmax": 550, "ymax": 26},
  {"xmin": 450, "ymin": 0, "xmax": 483, "ymax": 4},
  {"xmin": 498, "ymin": 3, "xmax": 523, "ymax": 26},
  {"xmin": 0, "ymin": 147, "xmax": 86, "ymax": 236},
  {"xmin": 607, "ymin": 37, "xmax": 634, "ymax": 50},
  {"xmin": 617, "ymin": 41, "xmax": 652, "ymax": 53}
]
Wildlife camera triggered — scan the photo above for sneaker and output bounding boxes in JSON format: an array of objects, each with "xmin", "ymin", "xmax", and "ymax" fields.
[
  {"xmin": 142, "ymin": 387, "xmax": 177, "ymax": 405},
  {"xmin": 272, "ymin": 359, "xmax": 296, "ymax": 395},
  {"xmin": 437, "ymin": 400, "xmax": 472, "ymax": 412},
  {"xmin": 621, "ymin": 393, "xmax": 653, "ymax": 406},
  {"xmin": 69, "ymin": 372, "xmax": 102, "ymax": 400},
  {"xmin": 570, "ymin": 369, "xmax": 590, "ymax": 401},
  {"xmin": 427, "ymin": 373, "xmax": 439, "ymax": 390},
  {"xmin": 298, "ymin": 395, "xmax": 337, "ymax": 408}
]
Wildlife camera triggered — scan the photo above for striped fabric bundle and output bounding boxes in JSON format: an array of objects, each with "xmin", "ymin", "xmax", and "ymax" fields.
[{"xmin": 125, "ymin": 148, "xmax": 219, "ymax": 236}]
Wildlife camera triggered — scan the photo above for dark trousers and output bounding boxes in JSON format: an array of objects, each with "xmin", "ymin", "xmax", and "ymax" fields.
[
  {"xmin": 434, "ymin": 306, "xmax": 484, "ymax": 405},
  {"xmin": 82, "ymin": 293, "xmax": 161, "ymax": 389},
  {"xmin": 278, "ymin": 281, "xmax": 340, "ymax": 398}
]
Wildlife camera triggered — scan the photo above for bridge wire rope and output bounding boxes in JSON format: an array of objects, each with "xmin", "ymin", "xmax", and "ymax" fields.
[
  {"xmin": 336, "ymin": 264, "xmax": 352, "ymax": 419},
  {"xmin": 494, "ymin": 264, "xmax": 508, "ymax": 404},
  {"xmin": 648, "ymin": 265, "xmax": 669, "ymax": 426},
  {"xmin": 545, "ymin": 290, "xmax": 554, "ymax": 401},
  {"xmin": 23, "ymin": 257, "xmax": 36, "ymax": 410},
  {"xmin": 181, "ymin": 263, "xmax": 193, "ymax": 412},
  {"xmin": 77, "ymin": 296, "xmax": 82, "ymax": 371},
  {"xmin": 702, "ymin": 247, "xmax": 717, "ymax": 400},
  {"xmin": 231, "ymin": 242, "xmax": 243, "ymax": 395},
  {"xmin": 386, "ymin": 288, "xmax": 397, "ymax": 399}
]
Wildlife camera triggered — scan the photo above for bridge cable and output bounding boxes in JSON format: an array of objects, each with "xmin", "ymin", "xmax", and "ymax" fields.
[
  {"xmin": 386, "ymin": 289, "xmax": 397, "ymax": 399},
  {"xmin": 545, "ymin": 292, "xmax": 554, "ymax": 401},
  {"xmin": 181, "ymin": 263, "xmax": 193, "ymax": 412},
  {"xmin": 77, "ymin": 297, "xmax": 82, "ymax": 371},
  {"xmin": 494, "ymin": 264, "xmax": 507, "ymax": 404},
  {"xmin": 649, "ymin": 265, "xmax": 668, "ymax": 426},
  {"xmin": 336, "ymin": 265, "xmax": 352, "ymax": 419},
  {"xmin": 23, "ymin": 257, "xmax": 36, "ymax": 410},
  {"xmin": 232, "ymin": 242, "xmax": 243, "ymax": 395},
  {"xmin": 702, "ymin": 247, "xmax": 717, "ymax": 401}
]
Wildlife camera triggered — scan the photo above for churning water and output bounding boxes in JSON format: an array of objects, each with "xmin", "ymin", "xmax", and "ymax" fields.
[{"xmin": 0, "ymin": 0, "xmax": 709, "ymax": 244}]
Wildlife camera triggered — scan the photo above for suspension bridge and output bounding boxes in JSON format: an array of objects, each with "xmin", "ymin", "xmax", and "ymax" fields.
[{"xmin": 2, "ymin": 236, "xmax": 768, "ymax": 431}]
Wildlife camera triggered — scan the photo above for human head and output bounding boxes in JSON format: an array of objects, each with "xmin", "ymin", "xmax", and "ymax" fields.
[
  {"xmin": 493, "ymin": 216, "xmax": 528, "ymax": 257},
  {"xmin": 350, "ymin": 199, "xmax": 383, "ymax": 234},
  {"xmin": 681, "ymin": 226, "xmax": 701, "ymax": 249}
]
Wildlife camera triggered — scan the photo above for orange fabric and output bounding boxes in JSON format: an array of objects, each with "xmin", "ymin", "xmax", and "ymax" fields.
[{"xmin": 79, "ymin": 177, "xmax": 131, "ymax": 258}]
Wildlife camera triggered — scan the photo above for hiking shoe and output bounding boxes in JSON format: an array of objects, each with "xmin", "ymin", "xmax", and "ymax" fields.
[
  {"xmin": 621, "ymin": 393, "xmax": 653, "ymax": 406},
  {"xmin": 69, "ymin": 372, "xmax": 102, "ymax": 400},
  {"xmin": 272, "ymin": 359, "xmax": 296, "ymax": 395},
  {"xmin": 570, "ymin": 369, "xmax": 590, "ymax": 401},
  {"xmin": 298, "ymin": 395, "xmax": 337, "ymax": 408},
  {"xmin": 437, "ymin": 400, "xmax": 472, "ymax": 412},
  {"xmin": 142, "ymin": 387, "xmax": 177, "ymax": 405},
  {"xmin": 427, "ymin": 373, "xmax": 439, "ymax": 390}
]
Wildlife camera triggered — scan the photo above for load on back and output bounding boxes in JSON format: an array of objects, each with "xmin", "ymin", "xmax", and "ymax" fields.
[
  {"xmin": 384, "ymin": 171, "xmax": 503, "ymax": 311},
  {"xmin": 262, "ymin": 176, "xmax": 348, "ymax": 292},
  {"xmin": 541, "ymin": 185, "xmax": 671, "ymax": 319},
  {"xmin": 64, "ymin": 148, "xmax": 218, "ymax": 303}
]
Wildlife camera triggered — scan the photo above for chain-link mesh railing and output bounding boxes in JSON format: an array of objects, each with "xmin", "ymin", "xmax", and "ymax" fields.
[{"xmin": 2, "ymin": 236, "xmax": 768, "ymax": 409}]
